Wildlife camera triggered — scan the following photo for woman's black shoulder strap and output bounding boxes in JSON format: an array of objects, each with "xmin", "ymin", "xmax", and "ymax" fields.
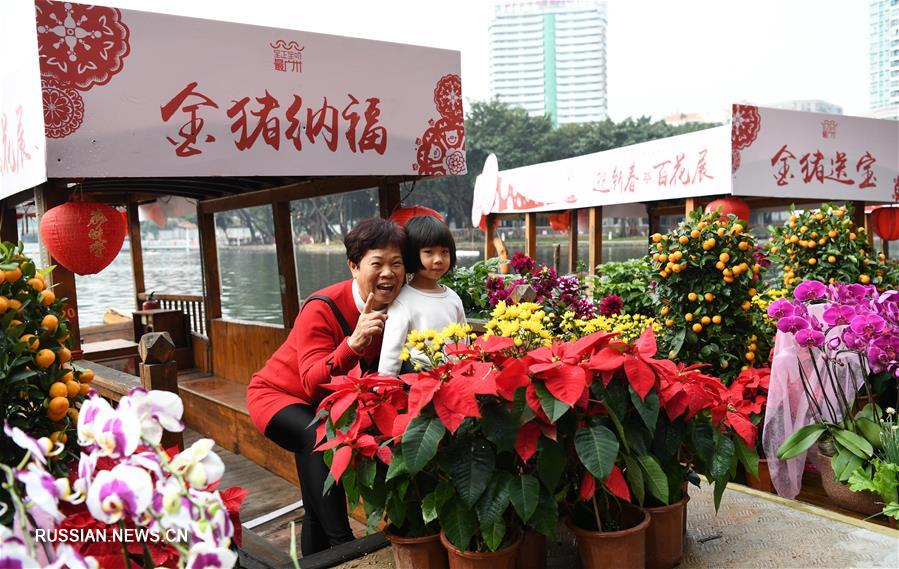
[{"xmin": 302, "ymin": 294, "xmax": 352, "ymax": 337}]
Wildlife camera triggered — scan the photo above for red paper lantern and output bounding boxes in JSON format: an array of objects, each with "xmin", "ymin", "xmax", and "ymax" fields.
[
  {"xmin": 389, "ymin": 205, "xmax": 445, "ymax": 227},
  {"xmin": 39, "ymin": 201, "xmax": 127, "ymax": 275},
  {"xmin": 871, "ymin": 207, "xmax": 899, "ymax": 241},
  {"xmin": 705, "ymin": 198, "xmax": 750, "ymax": 221},
  {"xmin": 548, "ymin": 212, "xmax": 570, "ymax": 232}
]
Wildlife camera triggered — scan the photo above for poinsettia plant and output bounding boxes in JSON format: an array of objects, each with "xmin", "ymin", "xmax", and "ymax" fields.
[{"xmin": 316, "ymin": 322, "xmax": 758, "ymax": 547}]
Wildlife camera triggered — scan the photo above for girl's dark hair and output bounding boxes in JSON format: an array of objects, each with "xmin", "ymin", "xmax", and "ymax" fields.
[
  {"xmin": 344, "ymin": 217, "xmax": 405, "ymax": 266},
  {"xmin": 403, "ymin": 215, "xmax": 457, "ymax": 273}
]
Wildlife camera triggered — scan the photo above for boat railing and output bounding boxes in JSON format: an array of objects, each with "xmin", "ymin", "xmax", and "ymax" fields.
[{"xmin": 136, "ymin": 293, "xmax": 207, "ymax": 337}]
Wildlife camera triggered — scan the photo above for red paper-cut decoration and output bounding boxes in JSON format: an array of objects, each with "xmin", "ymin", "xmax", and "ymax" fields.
[
  {"xmin": 42, "ymin": 78, "xmax": 85, "ymax": 139},
  {"xmin": 39, "ymin": 201, "xmax": 127, "ymax": 275},
  {"xmin": 870, "ymin": 207, "xmax": 899, "ymax": 242},
  {"xmin": 732, "ymin": 105, "xmax": 761, "ymax": 150},
  {"xmin": 413, "ymin": 75, "xmax": 466, "ymax": 176},
  {"xmin": 35, "ymin": 0, "xmax": 131, "ymax": 91},
  {"xmin": 705, "ymin": 198, "xmax": 750, "ymax": 222},
  {"xmin": 389, "ymin": 205, "xmax": 445, "ymax": 227}
]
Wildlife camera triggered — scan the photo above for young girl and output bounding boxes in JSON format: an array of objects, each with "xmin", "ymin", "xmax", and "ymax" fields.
[{"xmin": 379, "ymin": 215, "xmax": 466, "ymax": 376}]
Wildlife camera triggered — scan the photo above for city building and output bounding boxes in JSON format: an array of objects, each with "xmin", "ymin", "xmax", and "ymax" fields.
[
  {"xmin": 765, "ymin": 99, "xmax": 844, "ymax": 115},
  {"xmin": 489, "ymin": 0, "xmax": 608, "ymax": 125},
  {"xmin": 870, "ymin": 0, "xmax": 899, "ymax": 120}
]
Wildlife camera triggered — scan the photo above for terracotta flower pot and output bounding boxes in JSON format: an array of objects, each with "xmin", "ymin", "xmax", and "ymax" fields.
[
  {"xmin": 566, "ymin": 503, "xmax": 650, "ymax": 569},
  {"xmin": 515, "ymin": 529, "xmax": 546, "ymax": 569},
  {"xmin": 386, "ymin": 529, "xmax": 448, "ymax": 569},
  {"xmin": 439, "ymin": 529, "xmax": 522, "ymax": 569},
  {"xmin": 746, "ymin": 458, "xmax": 776, "ymax": 493},
  {"xmin": 819, "ymin": 454, "xmax": 882, "ymax": 517},
  {"xmin": 645, "ymin": 497, "xmax": 688, "ymax": 569}
]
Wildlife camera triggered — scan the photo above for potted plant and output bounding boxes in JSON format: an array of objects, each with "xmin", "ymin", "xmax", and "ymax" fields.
[
  {"xmin": 773, "ymin": 280, "xmax": 885, "ymax": 514},
  {"xmin": 727, "ymin": 367, "xmax": 773, "ymax": 492},
  {"xmin": 0, "ymin": 242, "xmax": 89, "ymax": 525},
  {"xmin": 846, "ymin": 407, "xmax": 899, "ymax": 526}
]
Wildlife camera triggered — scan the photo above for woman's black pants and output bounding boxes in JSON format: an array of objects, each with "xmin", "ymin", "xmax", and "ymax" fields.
[{"xmin": 265, "ymin": 403, "xmax": 355, "ymax": 556}]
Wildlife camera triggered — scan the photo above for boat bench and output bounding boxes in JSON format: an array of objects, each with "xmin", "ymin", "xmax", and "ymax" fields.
[{"xmin": 178, "ymin": 372, "xmax": 299, "ymax": 486}]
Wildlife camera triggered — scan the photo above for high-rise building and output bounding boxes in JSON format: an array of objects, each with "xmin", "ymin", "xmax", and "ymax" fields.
[
  {"xmin": 489, "ymin": 0, "xmax": 608, "ymax": 126},
  {"xmin": 870, "ymin": 0, "xmax": 899, "ymax": 119},
  {"xmin": 766, "ymin": 100, "xmax": 844, "ymax": 115}
]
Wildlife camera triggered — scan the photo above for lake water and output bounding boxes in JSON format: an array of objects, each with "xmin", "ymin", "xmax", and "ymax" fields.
[{"xmin": 25, "ymin": 240, "xmax": 648, "ymax": 327}]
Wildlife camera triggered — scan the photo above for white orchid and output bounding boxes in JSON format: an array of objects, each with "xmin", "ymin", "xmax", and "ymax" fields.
[
  {"xmin": 85, "ymin": 464, "xmax": 153, "ymax": 524},
  {"xmin": 170, "ymin": 439, "xmax": 225, "ymax": 488},
  {"xmin": 187, "ymin": 489, "xmax": 234, "ymax": 548},
  {"xmin": 119, "ymin": 387, "xmax": 185, "ymax": 445},
  {"xmin": 47, "ymin": 544, "xmax": 99, "ymax": 569},
  {"xmin": 185, "ymin": 541, "xmax": 237, "ymax": 569},
  {"xmin": 4, "ymin": 422, "xmax": 54, "ymax": 465},
  {"xmin": 0, "ymin": 525, "xmax": 39, "ymax": 568}
]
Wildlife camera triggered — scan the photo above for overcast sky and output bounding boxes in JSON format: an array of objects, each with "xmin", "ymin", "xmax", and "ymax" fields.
[{"xmin": 85, "ymin": 0, "xmax": 870, "ymax": 121}]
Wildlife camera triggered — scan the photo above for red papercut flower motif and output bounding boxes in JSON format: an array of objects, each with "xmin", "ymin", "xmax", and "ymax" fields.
[
  {"xmin": 447, "ymin": 151, "xmax": 467, "ymax": 175},
  {"xmin": 36, "ymin": 0, "xmax": 131, "ymax": 90},
  {"xmin": 42, "ymin": 78, "xmax": 85, "ymax": 138},
  {"xmin": 414, "ymin": 117, "xmax": 466, "ymax": 176},
  {"xmin": 731, "ymin": 104, "xmax": 761, "ymax": 150},
  {"xmin": 732, "ymin": 147, "xmax": 742, "ymax": 173},
  {"xmin": 433, "ymin": 74, "xmax": 463, "ymax": 122}
]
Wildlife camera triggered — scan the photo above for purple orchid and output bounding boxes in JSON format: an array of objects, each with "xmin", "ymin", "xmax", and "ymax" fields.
[
  {"xmin": 768, "ymin": 298, "xmax": 796, "ymax": 319},
  {"xmin": 822, "ymin": 305, "xmax": 857, "ymax": 326},
  {"xmin": 794, "ymin": 280, "xmax": 827, "ymax": 302},
  {"xmin": 795, "ymin": 329, "xmax": 825, "ymax": 348},
  {"xmin": 841, "ymin": 328, "xmax": 868, "ymax": 350},
  {"xmin": 777, "ymin": 315, "xmax": 810, "ymax": 334},
  {"xmin": 849, "ymin": 313, "xmax": 886, "ymax": 337}
]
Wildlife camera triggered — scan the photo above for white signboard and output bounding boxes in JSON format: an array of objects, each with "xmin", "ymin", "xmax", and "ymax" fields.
[
  {"xmin": 38, "ymin": 0, "xmax": 465, "ymax": 177},
  {"xmin": 731, "ymin": 105, "xmax": 899, "ymax": 203},
  {"xmin": 473, "ymin": 126, "xmax": 731, "ymax": 224},
  {"xmin": 0, "ymin": 0, "xmax": 47, "ymax": 200}
]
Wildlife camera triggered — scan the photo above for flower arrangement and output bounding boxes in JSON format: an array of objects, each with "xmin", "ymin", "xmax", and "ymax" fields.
[
  {"xmin": 488, "ymin": 253, "xmax": 598, "ymax": 321},
  {"xmin": 773, "ymin": 280, "xmax": 890, "ymax": 483},
  {"xmin": 0, "ymin": 388, "xmax": 242, "ymax": 568},
  {"xmin": 1, "ymin": 243, "xmax": 92, "ymax": 523},
  {"xmin": 766, "ymin": 203, "xmax": 885, "ymax": 290},
  {"xmin": 650, "ymin": 210, "xmax": 763, "ymax": 381},
  {"xmin": 314, "ymin": 321, "xmax": 758, "ymax": 561},
  {"xmin": 846, "ymin": 407, "xmax": 899, "ymax": 520}
]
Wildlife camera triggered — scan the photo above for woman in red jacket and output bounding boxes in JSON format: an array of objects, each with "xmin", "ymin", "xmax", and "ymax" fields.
[{"xmin": 247, "ymin": 217, "xmax": 405, "ymax": 555}]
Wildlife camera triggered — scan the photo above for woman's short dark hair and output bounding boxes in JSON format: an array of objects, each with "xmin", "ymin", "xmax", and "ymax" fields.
[
  {"xmin": 344, "ymin": 218, "xmax": 405, "ymax": 266},
  {"xmin": 403, "ymin": 215, "xmax": 457, "ymax": 273}
]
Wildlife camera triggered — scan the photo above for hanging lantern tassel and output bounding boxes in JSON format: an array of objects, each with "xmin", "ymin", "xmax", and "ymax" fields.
[
  {"xmin": 39, "ymin": 201, "xmax": 127, "ymax": 275},
  {"xmin": 871, "ymin": 207, "xmax": 899, "ymax": 241}
]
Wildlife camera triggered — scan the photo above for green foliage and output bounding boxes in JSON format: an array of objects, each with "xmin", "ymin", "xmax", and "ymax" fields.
[
  {"xmin": 591, "ymin": 258, "xmax": 654, "ymax": 315},
  {"xmin": 439, "ymin": 257, "xmax": 503, "ymax": 318}
]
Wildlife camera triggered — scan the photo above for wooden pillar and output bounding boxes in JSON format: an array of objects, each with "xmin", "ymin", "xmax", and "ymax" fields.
[
  {"xmin": 0, "ymin": 201, "xmax": 17, "ymax": 243},
  {"xmin": 378, "ymin": 180, "xmax": 401, "ymax": 219},
  {"xmin": 127, "ymin": 201, "xmax": 145, "ymax": 310},
  {"xmin": 138, "ymin": 332, "xmax": 184, "ymax": 451},
  {"xmin": 685, "ymin": 198, "xmax": 697, "ymax": 217},
  {"xmin": 588, "ymin": 206, "xmax": 603, "ymax": 275},
  {"xmin": 273, "ymin": 201, "xmax": 300, "ymax": 327},
  {"xmin": 34, "ymin": 182, "xmax": 81, "ymax": 356},
  {"xmin": 485, "ymin": 214, "xmax": 497, "ymax": 259},
  {"xmin": 525, "ymin": 212, "xmax": 537, "ymax": 260},
  {"xmin": 567, "ymin": 209, "xmax": 579, "ymax": 273},
  {"xmin": 647, "ymin": 205, "xmax": 660, "ymax": 241},
  {"xmin": 196, "ymin": 209, "xmax": 222, "ymax": 335}
]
